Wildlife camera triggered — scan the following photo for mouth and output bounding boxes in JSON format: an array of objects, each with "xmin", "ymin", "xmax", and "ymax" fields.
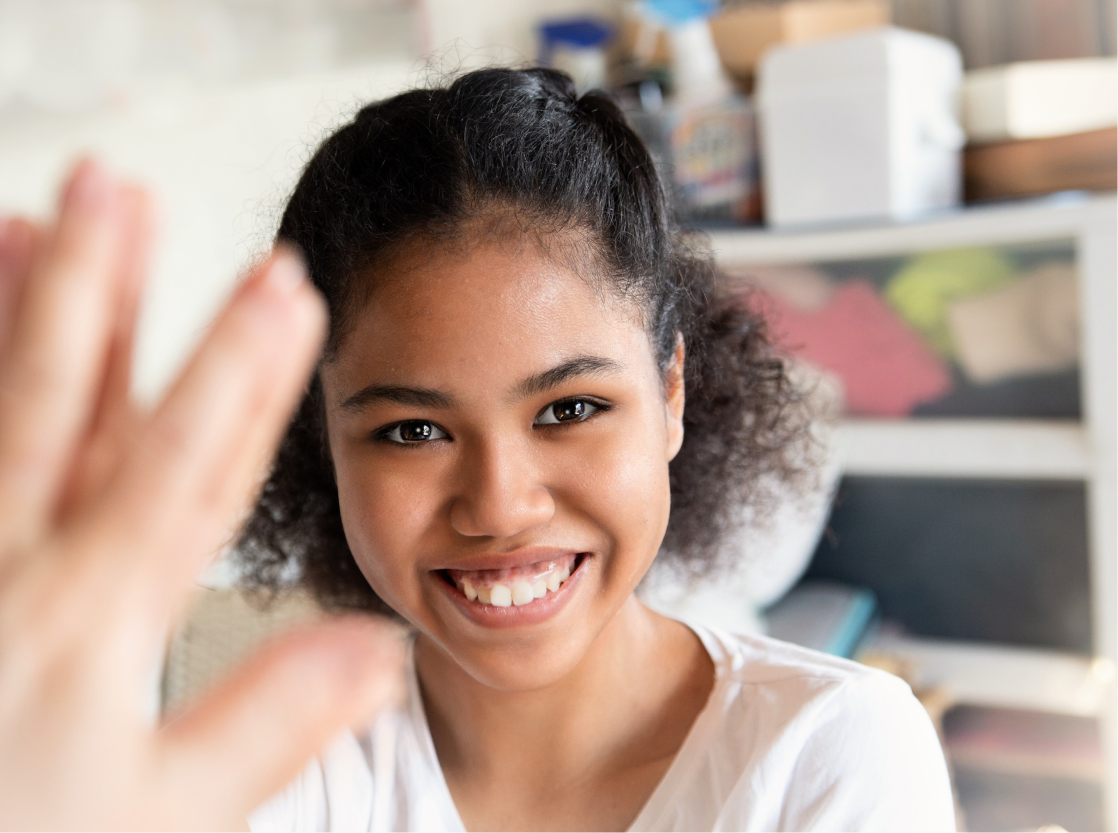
[{"xmin": 439, "ymin": 552, "xmax": 585, "ymax": 609}]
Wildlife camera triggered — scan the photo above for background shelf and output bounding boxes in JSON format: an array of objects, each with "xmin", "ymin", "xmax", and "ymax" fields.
[
  {"xmin": 836, "ymin": 419, "xmax": 1091, "ymax": 479},
  {"xmin": 710, "ymin": 195, "xmax": 1117, "ymax": 828},
  {"xmin": 707, "ymin": 195, "xmax": 1115, "ymax": 264},
  {"xmin": 864, "ymin": 633, "xmax": 1114, "ymax": 717}
]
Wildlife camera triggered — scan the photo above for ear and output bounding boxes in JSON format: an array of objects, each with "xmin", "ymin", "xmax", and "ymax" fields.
[{"xmin": 664, "ymin": 335, "xmax": 685, "ymax": 461}]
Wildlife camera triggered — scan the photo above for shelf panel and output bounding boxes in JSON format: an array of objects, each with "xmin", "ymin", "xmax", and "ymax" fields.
[
  {"xmin": 864, "ymin": 634, "xmax": 1114, "ymax": 717},
  {"xmin": 706, "ymin": 195, "xmax": 1116, "ymax": 264},
  {"xmin": 835, "ymin": 419, "xmax": 1091, "ymax": 480}
]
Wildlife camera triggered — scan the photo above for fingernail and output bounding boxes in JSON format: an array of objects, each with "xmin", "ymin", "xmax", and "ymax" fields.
[
  {"xmin": 265, "ymin": 254, "xmax": 307, "ymax": 294},
  {"xmin": 65, "ymin": 160, "xmax": 112, "ymax": 211}
]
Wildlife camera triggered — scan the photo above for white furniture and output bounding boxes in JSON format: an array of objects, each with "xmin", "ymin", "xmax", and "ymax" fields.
[{"xmin": 707, "ymin": 193, "xmax": 1117, "ymax": 830}]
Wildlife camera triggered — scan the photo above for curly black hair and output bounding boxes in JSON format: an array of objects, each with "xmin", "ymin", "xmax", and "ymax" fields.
[{"xmin": 236, "ymin": 67, "xmax": 812, "ymax": 613}]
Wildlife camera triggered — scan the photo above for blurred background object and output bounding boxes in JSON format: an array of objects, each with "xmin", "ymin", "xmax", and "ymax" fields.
[
  {"xmin": 538, "ymin": 17, "xmax": 614, "ymax": 91},
  {"xmin": 613, "ymin": 0, "xmax": 760, "ymax": 223},
  {"xmin": 963, "ymin": 126, "xmax": 1117, "ymax": 202},
  {"xmin": 755, "ymin": 26, "xmax": 964, "ymax": 227},
  {"xmin": 709, "ymin": 196, "xmax": 1116, "ymax": 833},
  {"xmin": 961, "ymin": 57, "xmax": 1117, "ymax": 200},
  {"xmin": 162, "ymin": 587, "xmax": 322, "ymax": 716},
  {"xmin": 962, "ymin": 57, "xmax": 1116, "ymax": 143},
  {"xmin": 710, "ymin": 0, "xmax": 890, "ymax": 87},
  {"xmin": 625, "ymin": 94, "xmax": 762, "ymax": 224}
]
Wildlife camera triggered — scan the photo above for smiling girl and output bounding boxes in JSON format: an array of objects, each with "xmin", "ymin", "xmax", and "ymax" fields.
[{"xmin": 239, "ymin": 68, "xmax": 954, "ymax": 832}]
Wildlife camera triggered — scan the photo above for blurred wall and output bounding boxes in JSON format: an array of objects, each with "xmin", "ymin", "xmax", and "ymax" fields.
[
  {"xmin": 0, "ymin": 61, "xmax": 416, "ymax": 402},
  {"xmin": 0, "ymin": 1, "xmax": 429, "ymax": 401},
  {"xmin": 421, "ymin": 0, "xmax": 622, "ymax": 65},
  {"xmin": 0, "ymin": 0, "xmax": 628, "ymax": 402},
  {"xmin": 891, "ymin": 0, "xmax": 1118, "ymax": 67}
]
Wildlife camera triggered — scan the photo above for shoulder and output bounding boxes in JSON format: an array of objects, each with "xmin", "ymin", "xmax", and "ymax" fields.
[
  {"xmin": 698, "ymin": 625, "xmax": 916, "ymax": 725},
  {"xmin": 688, "ymin": 625, "xmax": 956, "ymax": 831},
  {"xmin": 702, "ymin": 626, "xmax": 912, "ymax": 706}
]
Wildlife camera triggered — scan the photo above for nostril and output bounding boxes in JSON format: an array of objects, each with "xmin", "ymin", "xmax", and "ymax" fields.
[{"xmin": 447, "ymin": 484, "xmax": 555, "ymax": 538}]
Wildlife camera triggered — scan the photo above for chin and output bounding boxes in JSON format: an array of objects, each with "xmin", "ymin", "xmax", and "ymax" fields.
[{"xmin": 444, "ymin": 635, "xmax": 595, "ymax": 693}]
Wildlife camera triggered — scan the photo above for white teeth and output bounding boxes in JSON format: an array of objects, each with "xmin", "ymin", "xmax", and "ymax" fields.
[
  {"xmin": 512, "ymin": 580, "xmax": 535, "ymax": 606},
  {"xmin": 460, "ymin": 559, "xmax": 580, "ymax": 606},
  {"xmin": 490, "ymin": 584, "xmax": 513, "ymax": 607}
]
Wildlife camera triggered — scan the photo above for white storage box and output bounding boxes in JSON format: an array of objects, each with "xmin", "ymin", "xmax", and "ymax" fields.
[
  {"xmin": 962, "ymin": 58, "xmax": 1118, "ymax": 144},
  {"xmin": 757, "ymin": 26, "xmax": 964, "ymax": 228}
]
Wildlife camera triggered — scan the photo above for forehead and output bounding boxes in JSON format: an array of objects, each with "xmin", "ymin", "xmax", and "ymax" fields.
[{"xmin": 325, "ymin": 236, "xmax": 651, "ymax": 395}]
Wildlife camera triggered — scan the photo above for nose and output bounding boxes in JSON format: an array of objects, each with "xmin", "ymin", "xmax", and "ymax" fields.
[{"xmin": 449, "ymin": 436, "xmax": 555, "ymax": 539}]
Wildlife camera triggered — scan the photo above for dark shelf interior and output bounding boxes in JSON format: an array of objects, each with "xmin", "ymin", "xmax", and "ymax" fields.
[{"xmin": 804, "ymin": 477, "xmax": 1092, "ymax": 652}]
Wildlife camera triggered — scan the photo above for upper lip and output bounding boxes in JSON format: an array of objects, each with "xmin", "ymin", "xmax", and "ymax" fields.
[{"xmin": 432, "ymin": 546, "xmax": 585, "ymax": 573}]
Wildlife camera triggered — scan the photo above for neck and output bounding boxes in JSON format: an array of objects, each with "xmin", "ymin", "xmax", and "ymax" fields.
[{"xmin": 414, "ymin": 597, "xmax": 712, "ymax": 795}]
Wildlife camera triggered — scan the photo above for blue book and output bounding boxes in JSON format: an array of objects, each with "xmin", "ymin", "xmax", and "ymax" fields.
[{"xmin": 764, "ymin": 581, "xmax": 878, "ymax": 658}]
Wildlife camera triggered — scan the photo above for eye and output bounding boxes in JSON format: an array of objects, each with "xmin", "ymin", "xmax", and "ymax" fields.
[
  {"xmin": 534, "ymin": 398, "xmax": 604, "ymax": 426},
  {"xmin": 377, "ymin": 420, "xmax": 449, "ymax": 444}
]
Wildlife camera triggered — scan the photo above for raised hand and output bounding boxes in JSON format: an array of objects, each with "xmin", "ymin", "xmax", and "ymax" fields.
[{"xmin": 0, "ymin": 160, "xmax": 403, "ymax": 830}]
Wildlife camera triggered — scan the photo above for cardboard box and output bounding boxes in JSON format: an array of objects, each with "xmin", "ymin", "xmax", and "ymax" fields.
[
  {"xmin": 710, "ymin": 0, "xmax": 889, "ymax": 80},
  {"xmin": 963, "ymin": 127, "xmax": 1118, "ymax": 201},
  {"xmin": 615, "ymin": 15, "xmax": 672, "ymax": 69}
]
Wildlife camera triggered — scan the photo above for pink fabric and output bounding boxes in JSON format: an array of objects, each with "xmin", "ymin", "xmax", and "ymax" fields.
[{"xmin": 755, "ymin": 280, "xmax": 953, "ymax": 417}]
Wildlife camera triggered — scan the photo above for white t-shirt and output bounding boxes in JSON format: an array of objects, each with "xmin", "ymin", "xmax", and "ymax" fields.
[{"xmin": 250, "ymin": 622, "xmax": 955, "ymax": 832}]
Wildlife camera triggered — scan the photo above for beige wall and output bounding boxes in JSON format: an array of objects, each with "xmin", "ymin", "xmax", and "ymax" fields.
[
  {"xmin": 0, "ymin": 64, "xmax": 416, "ymax": 403},
  {"xmin": 421, "ymin": 0, "xmax": 622, "ymax": 67},
  {"xmin": 0, "ymin": 0, "xmax": 623, "ymax": 403}
]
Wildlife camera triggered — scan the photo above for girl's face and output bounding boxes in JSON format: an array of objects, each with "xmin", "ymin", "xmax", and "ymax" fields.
[{"xmin": 320, "ymin": 236, "xmax": 684, "ymax": 692}]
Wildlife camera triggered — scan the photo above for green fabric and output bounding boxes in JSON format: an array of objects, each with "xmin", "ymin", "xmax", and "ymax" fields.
[{"xmin": 885, "ymin": 248, "xmax": 1016, "ymax": 357}]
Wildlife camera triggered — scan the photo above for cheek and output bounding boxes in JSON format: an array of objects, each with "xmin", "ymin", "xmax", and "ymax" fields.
[
  {"xmin": 333, "ymin": 449, "xmax": 444, "ymax": 603},
  {"xmin": 563, "ymin": 409, "xmax": 673, "ymax": 577}
]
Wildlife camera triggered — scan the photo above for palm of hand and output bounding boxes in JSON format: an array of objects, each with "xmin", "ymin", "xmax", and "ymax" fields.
[{"xmin": 0, "ymin": 161, "xmax": 403, "ymax": 830}]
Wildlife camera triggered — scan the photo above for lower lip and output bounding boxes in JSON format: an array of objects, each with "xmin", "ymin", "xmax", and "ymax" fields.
[{"xmin": 435, "ymin": 555, "xmax": 587, "ymax": 629}]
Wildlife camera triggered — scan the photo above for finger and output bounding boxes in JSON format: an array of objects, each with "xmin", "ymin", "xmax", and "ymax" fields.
[
  {"xmin": 98, "ymin": 184, "xmax": 153, "ymax": 418},
  {"xmin": 74, "ymin": 252, "xmax": 325, "ymax": 614},
  {"xmin": 0, "ymin": 217, "xmax": 42, "ymax": 354},
  {"xmin": 57, "ymin": 185, "xmax": 156, "ymax": 520},
  {"xmin": 157, "ymin": 616, "xmax": 407, "ymax": 829},
  {"xmin": 0, "ymin": 160, "xmax": 125, "ymax": 549}
]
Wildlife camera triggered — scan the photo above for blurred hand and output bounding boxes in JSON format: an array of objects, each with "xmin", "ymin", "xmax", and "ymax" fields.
[{"xmin": 0, "ymin": 160, "xmax": 404, "ymax": 830}]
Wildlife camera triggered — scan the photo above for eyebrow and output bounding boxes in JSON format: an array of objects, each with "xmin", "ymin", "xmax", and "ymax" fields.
[
  {"xmin": 340, "ymin": 385, "xmax": 453, "ymax": 412},
  {"xmin": 338, "ymin": 355, "xmax": 623, "ymax": 413},
  {"xmin": 513, "ymin": 356, "xmax": 623, "ymax": 400}
]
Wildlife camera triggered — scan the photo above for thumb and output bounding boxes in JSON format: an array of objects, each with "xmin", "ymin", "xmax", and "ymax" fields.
[{"xmin": 157, "ymin": 615, "xmax": 408, "ymax": 828}]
